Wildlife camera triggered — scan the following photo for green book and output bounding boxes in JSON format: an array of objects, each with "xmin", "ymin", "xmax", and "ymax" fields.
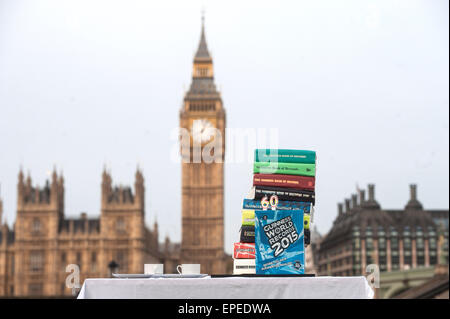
[
  {"xmin": 255, "ymin": 149, "xmax": 316, "ymax": 164},
  {"xmin": 253, "ymin": 162, "xmax": 316, "ymax": 176}
]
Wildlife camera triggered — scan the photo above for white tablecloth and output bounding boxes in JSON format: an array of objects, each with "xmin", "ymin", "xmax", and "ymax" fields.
[{"xmin": 77, "ymin": 276, "xmax": 374, "ymax": 299}]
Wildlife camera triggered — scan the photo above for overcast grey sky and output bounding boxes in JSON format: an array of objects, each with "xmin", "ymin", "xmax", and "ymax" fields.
[{"xmin": 0, "ymin": 0, "xmax": 448, "ymax": 254}]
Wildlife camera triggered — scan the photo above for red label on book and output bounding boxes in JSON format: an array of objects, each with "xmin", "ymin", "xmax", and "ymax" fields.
[
  {"xmin": 234, "ymin": 243, "xmax": 256, "ymax": 259},
  {"xmin": 253, "ymin": 174, "xmax": 315, "ymax": 190}
]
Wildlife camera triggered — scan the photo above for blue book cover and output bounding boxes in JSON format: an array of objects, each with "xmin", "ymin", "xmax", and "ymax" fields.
[
  {"xmin": 243, "ymin": 199, "xmax": 311, "ymax": 214},
  {"xmin": 255, "ymin": 210, "xmax": 305, "ymax": 274}
]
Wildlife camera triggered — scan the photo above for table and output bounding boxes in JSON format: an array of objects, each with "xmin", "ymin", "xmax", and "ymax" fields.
[{"xmin": 77, "ymin": 276, "xmax": 374, "ymax": 299}]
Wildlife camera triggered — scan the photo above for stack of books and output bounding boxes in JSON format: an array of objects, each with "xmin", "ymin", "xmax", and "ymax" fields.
[
  {"xmin": 232, "ymin": 149, "xmax": 316, "ymax": 275},
  {"xmin": 252, "ymin": 149, "xmax": 316, "ymax": 245},
  {"xmin": 232, "ymin": 210, "xmax": 257, "ymax": 275}
]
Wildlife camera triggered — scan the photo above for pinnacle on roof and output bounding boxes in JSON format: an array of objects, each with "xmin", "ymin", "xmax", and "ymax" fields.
[{"xmin": 194, "ymin": 14, "xmax": 211, "ymax": 61}]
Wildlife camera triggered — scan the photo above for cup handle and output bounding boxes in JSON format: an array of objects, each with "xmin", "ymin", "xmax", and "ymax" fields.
[{"xmin": 176, "ymin": 265, "xmax": 182, "ymax": 274}]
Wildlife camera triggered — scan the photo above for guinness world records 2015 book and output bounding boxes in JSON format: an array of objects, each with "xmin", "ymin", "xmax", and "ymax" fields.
[{"xmin": 255, "ymin": 210, "xmax": 305, "ymax": 274}]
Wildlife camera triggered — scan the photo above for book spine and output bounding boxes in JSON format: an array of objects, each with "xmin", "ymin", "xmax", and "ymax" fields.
[
  {"xmin": 253, "ymin": 162, "xmax": 315, "ymax": 177},
  {"xmin": 253, "ymin": 186, "xmax": 315, "ymax": 205},
  {"xmin": 234, "ymin": 243, "xmax": 256, "ymax": 259},
  {"xmin": 242, "ymin": 199, "xmax": 311, "ymax": 213},
  {"xmin": 240, "ymin": 225, "xmax": 255, "ymax": 243},
  {"xmin": 242, "ymin": 209, "xmax": 255, "ymax": 226},
  {"xmin": 233, "ymin": 259, "xmax": 256, "ymax": 274},
  {"xmin": 304, "ymin": 229, "xmax": 310, "ymax": 246},
  {"xmin": 253, "ymin": 173, "xmax": 315, "ymax": 190},
  {"xmin": 254, "ymin": 149, "xmax": 316, "ymax": 164}
]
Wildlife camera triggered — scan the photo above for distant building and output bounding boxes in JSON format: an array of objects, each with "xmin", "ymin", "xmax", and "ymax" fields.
[
  {"xmin": 377, "ymin": 264, "xmax": 448, "ymax": 298},
  {"xmin": 0, "ymin": 18, "xmax": 234, "ymax": 299},
  {"xmin": 392, "ymin": 264, "xmax": 449, "ymax": 299},
  {"xmin": 317, "ymin": 184, "xmax": 449, "ymax": 277},
  {"xmin": 0, "ymin": 168, "xmax": 161, "ymax": 297},
  {"xmin": 179, "ymin": 17, "xmax": 231, "ymax": 275},
  {"xmin": 305, "ymin": 226, "xmax": 322, "ymax": 274}
]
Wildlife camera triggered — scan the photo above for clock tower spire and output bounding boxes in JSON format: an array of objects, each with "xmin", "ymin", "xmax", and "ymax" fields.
[
  {"xmin": 195, "ymin": 11, "xmax": 210, "ymax": 60},
  {"xmin": 179, "ymin": 16, "xmax": 228, "ymax": 274}
]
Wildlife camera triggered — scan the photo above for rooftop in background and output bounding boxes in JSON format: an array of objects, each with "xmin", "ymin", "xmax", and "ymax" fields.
[{"xmin": 317, "ymin": 183, "xmax": 449, "ymax": 278}]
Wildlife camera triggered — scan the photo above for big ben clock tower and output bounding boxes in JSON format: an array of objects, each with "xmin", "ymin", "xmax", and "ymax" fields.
[{"xmin": 179, "ymin": 17, "xmax": 227, "ymax": 274}]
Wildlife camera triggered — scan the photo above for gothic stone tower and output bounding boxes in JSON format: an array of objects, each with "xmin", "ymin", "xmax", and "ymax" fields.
[
  {"xmin": 179, "ymin": 18, "xmax": 227, "ymax": 274},
  {"xmin": 4, "ymin": 168, "xmax": 161, "ymax": 297},
  {"xmin": 14, "ymin": 169, "xmax": 64, "ymax": 296},
  {"xmin": 100, "ymin": 168, "xmax": 158, "ymax": 274}
]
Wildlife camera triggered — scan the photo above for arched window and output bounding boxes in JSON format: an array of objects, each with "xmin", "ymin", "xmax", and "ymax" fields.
[
  {"xmin": 403, "ymin": 226, "xmax": 411, "ymax": 237},
  {"xmin": 352, "ymin": 226, "xmax": 360, "ymax": 237},
  {"xmin": 390, "ymin": 226, "xmax": 398, "ymax": 237},
  {"xmin": 116, "ymin": 217, "xmax": 125, "ymax": 233},
  {"xmin": 365, "ymin": 226, "xmax": 373, "ymax": 237},
  {"xmin": 403, "ymin": 227, "xmax": 412, "ymax": 267},
  {"xmin": 30, "ymin": 251, "xmax": 44, "ymax": 272},
  {"xmin": 377, "ymin": 226, "xmax": 385, "ymax": 237},
  {"xmin": 388, "ymin": 227, "xmax": 399, "ymax": 270},
  {"xmin": 116, "ymin": 250, "xmax": 127, "ymax": 272},
  {"xmin": 32, "ymin": 218, "xmax": 41, "ymax": 234},
  {"xmin": 416, "ymin": 237, "xmax": 425, "ymax": 266},
  {"xmin": 91, "ymin": 252, "xmax": 97, "ymax": 273},
  {"xmin": 61, "ymin": 252, "xmax": 66, "ymax": 271},
  {"xmin": 416, "ymin": 226, "xmax": 423, "ymax": 237},
  {"xmin": 416, "ymin": 227, "xmax": 425, "ymax": 257}
]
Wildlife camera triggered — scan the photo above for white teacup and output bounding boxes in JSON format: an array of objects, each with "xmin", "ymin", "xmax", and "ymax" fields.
[
  {"xmin": 176, "ymin": 264, "xmax": 200, "ymax": 275},
  {"xmin": 144, "ymin": 264, "xmax": 164, "ymax": 275}
]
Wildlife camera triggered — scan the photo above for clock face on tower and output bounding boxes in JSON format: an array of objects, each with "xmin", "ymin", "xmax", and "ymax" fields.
[
  {"xmin": 191, "ymin": 119, "xmax": 215, "ymax": 143},
  {"xmin": 179, "ymin": 20, "xmax": 228, "ymax": 274}
]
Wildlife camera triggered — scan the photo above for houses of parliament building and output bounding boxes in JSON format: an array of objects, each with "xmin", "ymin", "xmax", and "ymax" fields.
[
  {"xmin": 0, "ymin": 19, "xmax": 231, "ymax": 298},
  {"xmin": 0, "ymin": 169, "xmax": 163, "ymax": 297}
]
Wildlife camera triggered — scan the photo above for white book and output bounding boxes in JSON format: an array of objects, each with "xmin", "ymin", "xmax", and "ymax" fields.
[{"xmin": 233, "ymin": 259, "xmax": 256, "ymax": 275}]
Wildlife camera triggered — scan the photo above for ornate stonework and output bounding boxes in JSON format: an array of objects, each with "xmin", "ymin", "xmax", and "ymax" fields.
[
  {"xmin": 0, "ymin": 19, "xmax": 234, "ymax": 299},
  {"xmin": 0, "ymin": 169, "xmax": 160, "ymax": 297},
  {"xmin": 317, "ymin": 184, "xmax": 449, "ymax": 277},
  {"xmin": 179, "ymin": 19, "xmax": 230, "ymax": 275}
]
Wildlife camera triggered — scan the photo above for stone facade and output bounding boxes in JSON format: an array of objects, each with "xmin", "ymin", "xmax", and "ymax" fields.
[
  {"xmin": 305, "ymin": 226, "xmax": 322, "ymax": 275},
  {"xmin": 317, "ymin": 184, "xmax": 449, "ymax": 277},
  {"xmin": 178, "ymin": 19, "xmax": 231, "ymax": 275},
  {"xmin": 0, "ymin": 19, "xmax": 233, "ymax": 298},
  {"xmin": 0, "ymin": 169, "xmax": 161, "ymax": 297}
]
